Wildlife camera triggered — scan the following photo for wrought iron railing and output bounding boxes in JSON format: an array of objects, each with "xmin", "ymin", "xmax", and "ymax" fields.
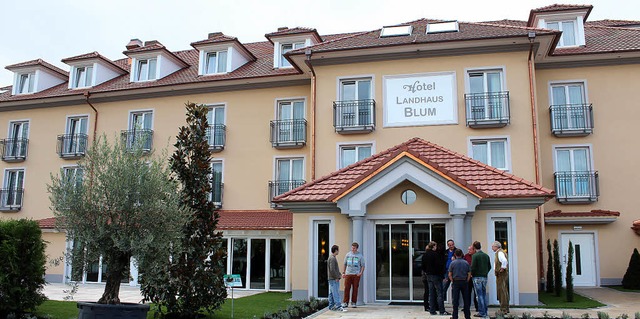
[
  {"xmin": 554, "ymin": 171, "xmax": 599, "ymax": 203},
  {"xmin": 549, "ymin": 104, "xmax": 594, "ymax": 136},
  {"xmin": 0, "ymin": 138, "xmax": 29, "ymax": 162},
  {"xmin": 268, "ymin": 179, "xmax": 306, "ymax": 202},
  {"xmin": 120, "ymin": 129, "xmax": 153, "ymax": 152},
  {"xmin": 206, "ymin": 124, "xmax": 226, "ymax": 151},
  {"xmin": 57, "ymin": 134, "xmax": 88, "ymax": 158},
  {"xmin": 270, "ymin": 119, "xmax": 307, "ymax": 147},
  {"xmin": 333, "ymin": 99, "xmax": 375, "ymax": 132},
  {"xmin": 465, "ymin": 91, "xmax": 510, "ymax": 127},
  {"xmin": 0, "ymin": 188, "xmax": 24, "ymax": 211}
]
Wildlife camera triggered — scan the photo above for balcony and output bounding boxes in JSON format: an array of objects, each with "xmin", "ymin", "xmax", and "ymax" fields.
[
  {"xmin": 465, "ymin": 91, "xmax": 510, "ymax": 128},
  {"xmin": 333, "ymin": 99, "xmax": 375, "ymax": 134},
  {"xmin": 268, "ymin": 179, "xmax": 305, "ymax": 202},
  {"xmin": 121, "ymin": 129, "xmax": 153, "ymax": 152},
  {"xmin": 206, "ymin": 124, "xmax": 226, "ymax": 152},
  {"xmin": 549, "ymin": 104, "xmax": 594, "ymax": 137},
  {"xmin": 0, "ymin": 188, "xmax": 24, "ymax": 212},
  {"xmin": 554, "ymin": 171, "xmax": 599, "ymax": 204},
  {"xmin": 57, "ymin": 134, "xmax": 88, "ymax": 159},
  {"xmin": 211, "ymin": 180, "xmax": 224, "ymax": 208},
  {"xmin": 0, "ymin": 138, "xmax": 28, "ymax": 162},
  {"xmin": 270, "ymin": 119, "xmax": 307, "ymax": 149}
]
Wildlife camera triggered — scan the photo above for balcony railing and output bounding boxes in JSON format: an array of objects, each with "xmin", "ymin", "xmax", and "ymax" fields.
[
  {"xmin": 0, "ymin": 138, "xmax": 28, "ymax": 162},
  {"xmin": 211, "ymin": 180, "xmax": 224, "ymax": 208},
  {"xmin": 57, "ymin": 134, "xmax": 88, "ymax": 159},
  {"xmin": 554, "ymin": 171, "xmax": 599, "ymax": 203},
  {"xmin": 333, "ymin": 99, "xmax": 375, "ymax": 134},
  {"xmin": 121, "ymin": 129, "xmax": 153, "ymax": 152},
  {"xmin": 270, "ymin": 119, "xmax": 307, "ymax": 148},
  {"xmin": 206, "ymin": 124, "xmax": 226, "ymax": 152},
  {"xmin": 268, "ymin": 179, "xmax": 306, "ymax": 202},
  {"xmin": 465, "ymin": 91, "xmax": 510, "ymax": 128},
  {"xmin": 549, "ymin": 104, "xmax": 594, "ymax": 137},
  {"xmin": 0, "ymin": 188, "xmax": 24, "ymax": 211}
]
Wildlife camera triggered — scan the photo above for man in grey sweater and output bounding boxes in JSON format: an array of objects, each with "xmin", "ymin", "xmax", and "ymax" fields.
[{"xmin": 327, "ymin": 245, "xmax": 347, "ymax": 312}]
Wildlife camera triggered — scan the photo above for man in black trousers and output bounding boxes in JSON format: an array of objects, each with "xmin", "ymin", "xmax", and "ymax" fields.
[
  {"xmin": 422, "ymin": 241, "xmax": 450, "ymax": 316},
  {"xmin": 448, "ymin": 248, "xmax": 471, "ymax": 319}
]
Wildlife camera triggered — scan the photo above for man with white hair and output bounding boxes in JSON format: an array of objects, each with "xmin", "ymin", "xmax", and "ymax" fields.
[{"xmin": 491, "ymin": 241, "xmax": 509, "ymax": 313}]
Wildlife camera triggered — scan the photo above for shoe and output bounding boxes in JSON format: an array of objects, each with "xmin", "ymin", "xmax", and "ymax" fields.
[
  {"xmin": 342, "ymin": 303, "xmax": 348, "ymax": 308},
  {"xmin": 430, "ymin": 313, "xmax": 438, "ymax": 316},
  {"xmin": 441, "ymin": 311, "xmax": 451, "ymax": 315},
  {"xmin": 338, "ymin": 307, "xmax": 348, "ymax": 312},
  {"xmin": 474, "ymin": 314, "xmax": 483, "ymax": 317},
  {"xmin": 351, "ymin": 303, "xmax": 357, "ymax": 308}
]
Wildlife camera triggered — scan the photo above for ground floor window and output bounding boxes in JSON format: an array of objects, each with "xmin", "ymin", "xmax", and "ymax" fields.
[
  {"xmin": 65, "ymin": 241, "xmax": 132, "ymax": 284},
  {"xmin": 225, "ymin": 236, "xmax": 288, "ymax": 291}
]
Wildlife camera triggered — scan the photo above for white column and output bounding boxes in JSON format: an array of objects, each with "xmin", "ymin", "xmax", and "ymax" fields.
[
  {"xmin": 351, "ymin": 216, "xmax": 365, "ymax": 305},
  {"xmin": 463, "ymin": 212, "xmax": 474, "ymax": 250},
  {"xmin": 451, "ymin": 214, "xmax": 465, "ymax": 249}
]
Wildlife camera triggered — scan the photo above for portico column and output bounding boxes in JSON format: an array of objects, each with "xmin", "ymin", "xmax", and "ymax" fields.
[
  {"xmin": 351, "ymin": 216, "xmax": 365, "ymax": 305},
  {"xmin": 451, "ymin": 214, "xmax": 465, "ymax": 249},
  {"xmin": 463, "ymin": 212, "xmax": 474, "ymax": 249}
]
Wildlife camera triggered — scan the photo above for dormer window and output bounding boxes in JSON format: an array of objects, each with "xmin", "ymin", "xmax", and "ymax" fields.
[
  {"xmin": 17, "ymin": 73, "xmax": 35, "ymax": 94},
  {"xmin": 205, "ymin": 51, "xmax": 227, "ymax": 74},
  {"xmin": 546, "ymin": 20, "xmax": 577, "ymax": 47},
  {"xmin": 280, "ymin": 42, "xmax": 305, "ymax": 68},
  {"xmin": 136, "ymin": 58, "xmax": 157, "ymax": 81},
  {"xmin": 72, "ymin": 66, "xmax": 93, "ymax": 88}
]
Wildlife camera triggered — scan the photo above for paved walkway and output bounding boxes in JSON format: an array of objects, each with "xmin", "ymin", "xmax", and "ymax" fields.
[
  {"xmin": 44, "ymin": 283, "xmax": 262, "ymax": 303},
  {"xmin": 312, "ymin": 288, "xmax": 640, "ymax": 319}
]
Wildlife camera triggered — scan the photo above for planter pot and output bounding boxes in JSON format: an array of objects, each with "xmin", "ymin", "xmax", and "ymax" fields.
[{"xmin": 77, "ymin": 302, "xmax": 150, "ymax": 319}]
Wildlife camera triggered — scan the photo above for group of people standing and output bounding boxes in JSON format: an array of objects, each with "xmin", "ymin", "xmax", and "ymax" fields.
[{"xmin": 422, "ymin": 239, "xmax": 510, "ymax": 319}]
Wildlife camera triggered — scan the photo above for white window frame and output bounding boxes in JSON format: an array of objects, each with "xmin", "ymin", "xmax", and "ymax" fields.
[
  {"xmin": 211, "ymin": 159, "xmax": 224, "ymax": 205},
  {"xmin": 71, "ymin": 65, "xmax": 94, "ymax": 88},
  {"xmin": 485, "ymin": 213, "xmax": 519, "ymax": 305},
  {"xmin": 464, "ymin": 66, "xmax": 507, "ymax": 94},
  {"xmin": 337, "ymin": 142, "xmax": 375, "ymax": 169},
  {"xmin": 16, "ymin": 72, "xmax": 35, "ymax": 94},
  {"xmin": 538, "ymin": 14, "xmax": 585, "ymax": 47},
  {"xmin": 203, "ymin": 50, "xmax": 228, "ymax": 75},
  {"xmin": 467, "ymin": 136, "xmax": 511, "ymax": 172},
  {"xmin": 552, "ymin": 144, "xmax": 594, "ymax": 173},
  {"xmin": 273, "ymin": 156, "xmax": 305, "ymax": 182},
  {"xmin": 337, "ymin": 76, "xmax": 374, "ymax": 101},
  {"xmin": 2, "ymin": 168, "xmax": 26, "ymax": 208},
  {"xmin": 62, "ymin": 165, "xmax": 84, "ymax": 189},
  {"xmin": 134, "ymin": 58, "xmax": 158, "ymax": 82},
  {"xmin": 128, "ymin": 110, "xmax": 154, "ymax": 131},
  {"xmin": 278, "ymin": 41, "xmax": 306, "ymax": 68},
  {"xmin": 546, "ymin": 19, "xmax": 578, "ymax": 47}
]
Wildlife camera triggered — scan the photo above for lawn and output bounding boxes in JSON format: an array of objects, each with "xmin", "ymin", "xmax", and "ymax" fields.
[
  {"xmin": 35, "ymin": 292, "xmax": 295, "ymax": 319},
  {"xmin": 603, "ymin": 286, "xmax": 640, "ymax": 293},
  {"xmin": 537, "ymin": 289, "xmax": 605, "ymax": 309}
]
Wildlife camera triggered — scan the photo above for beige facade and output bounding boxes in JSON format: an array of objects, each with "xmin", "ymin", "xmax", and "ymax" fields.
[{"xmin": 1, "ymin": 3, "xmax": 638, "ymax": 307}]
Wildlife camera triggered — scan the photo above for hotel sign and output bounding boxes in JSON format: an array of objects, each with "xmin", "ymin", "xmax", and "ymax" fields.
[{"xmin": 383, "ymin": 72, "xmax": 458, "ymax": 127}]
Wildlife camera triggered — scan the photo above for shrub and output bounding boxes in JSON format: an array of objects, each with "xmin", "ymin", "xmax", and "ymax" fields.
[
  {"xmin": 618, "ymin": 314, "xmax": 629, "ymax": 319},
  {"xmin": 522, "ymin": 312, "xmax": 534, "ymax": 319},
  {"xmin": 598, "ymin": 312, "xmax": 610, "ymax": 319},
  {"xmin": 635, "ymin": 312, "xmax": 640, "ymax": 319},
  {"xmin": 582, "ymin": 313, "xmax": 591, "ymax": 319},
  {"xmin": 553, "ymin": 240, "xmax": 562, "ymax": 296},
  {"xmin": 621, "ymin": 248, "xmax": 640, "ymax": 289},
  {"xmin": 547, "ymin": 239, "xmax": 555, "ymax": 293},
  {"xmin": 566, "ymin": 241, "xmax": 574, "ymax": 302},
  {"xmin": 0, "ymin": 219, "xmax": 47, "ymax": 319},
  {"xmin": 563, "ymin": 312, "xmax": 572, "ymax": 319}
]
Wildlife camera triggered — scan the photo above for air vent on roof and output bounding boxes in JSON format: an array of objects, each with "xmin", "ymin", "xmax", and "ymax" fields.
[
  {"xmin": 426, "ymin": 21, "xmax": 459, "ymax": 34},
  {"xmin": 380, "ymin": 25, "xmax": 413, "ymax": 37}
]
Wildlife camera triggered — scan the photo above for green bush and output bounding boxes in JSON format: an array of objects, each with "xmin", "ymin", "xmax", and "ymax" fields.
[
  {"xmin": 546, "ymin": 239, "xmax": 554, "ymax": 293},
  {"xmin": 0, "ymin": 219, "xmax": 47, "ymax": 318},
  {"xmin": 566, "ymin": 241, "xmax": 574, "ymax": 302},
  {"xmin": 553, "ymin": 239, "xmax": 562, "ymax": 297},
  {"xmin": 621, "ymin": 248, "xmax": 640, "ymax": 289}
]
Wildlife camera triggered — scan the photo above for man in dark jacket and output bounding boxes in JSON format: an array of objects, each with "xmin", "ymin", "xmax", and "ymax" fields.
[
  {"xmin": 449, "ymin": 249, "xmax": 471, "ymax": 319},
  {"xmin": 422, "ymin": 241, "xmax": 450, "ymax": 316}
]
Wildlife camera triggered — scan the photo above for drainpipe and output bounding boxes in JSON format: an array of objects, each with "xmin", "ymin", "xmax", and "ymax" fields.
[
  {"xmin": 305, "ymin": 49, "xmax": 317, "ymax": 180},
  {"xmin": 84, "ymin": 91, "xmax": 98, "ymax": 143},
  {"xmin": 527, "ymin": 32, "xmax": 545, "ymax": 281}
]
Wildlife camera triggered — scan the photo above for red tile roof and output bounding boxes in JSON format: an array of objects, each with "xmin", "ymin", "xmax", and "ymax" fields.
[
  {"xmin": 190, "ymin": 33, "xmax": 239, "ymax": 46},
  {"xmin": 274, "ymin": 138, "xmax": 555, "ymax": 203},
  {"xmin": 5, "ymin": 59, "xmax": 68, "ymax": 77},
  {"xmin": 553, "ymin": 25, "xmax": 640, "ymax": 55},
  {"xmin": 37, "ymin": 211, "xmax": 292, "ymax": 231},
  {"xmin": 61, "ymin": 51, "xmax": 128, "ymax": 73},
  {"xmin": 531, "ymin": 4, "xmax": 593, "ymax": 13},
  {"xmin": 217, "ymin": 210, "xmax": 292, "ymax": 230},
  {"xmin": 545, "ymin": 209, "xmax": 620, "ymax": 218},
  {"xmin": 587, "ymin": 19, "xmax": 640, "ymax": 27},
  {"xmin": 265, "ymin": 27, "xmax": 319, "ymax": 37}
]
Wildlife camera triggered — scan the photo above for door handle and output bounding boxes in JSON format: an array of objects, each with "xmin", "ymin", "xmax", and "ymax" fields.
[{"xmin": 563, "ymin": 254, "xmax": 567, "ymax": 264}]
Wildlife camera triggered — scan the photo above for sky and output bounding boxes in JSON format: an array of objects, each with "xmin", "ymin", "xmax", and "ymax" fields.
[{"xmin": 1, "ymin": 0, "xmax": 639, "ymax": 86}]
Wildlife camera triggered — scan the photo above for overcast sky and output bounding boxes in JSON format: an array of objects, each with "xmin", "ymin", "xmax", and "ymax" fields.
[{"xmin": 1, "ymin": 0, "xmax": 638, "ymax": 86}]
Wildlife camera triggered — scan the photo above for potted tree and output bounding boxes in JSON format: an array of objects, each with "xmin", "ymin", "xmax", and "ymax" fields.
[{"xmin": 48, "ymin": 135, "xmax": 189, "ymax": 318}]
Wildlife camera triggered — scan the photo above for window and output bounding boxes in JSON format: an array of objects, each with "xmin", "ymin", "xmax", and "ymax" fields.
[
  {"xmin": 546, "ymin": 20, "xmax": 577, "ymax": 47},
  {"xmin": 335, "ymin": 78, "xmax": 374, "ymax": 128},
  {"xmin": 60, "ymin": 116, "xmax": 88, "ymax": 157},
  {"xmin": 73, "ymin": 66, "xmax": 93, "ymax": 88},
  {"xmin": 275, "ymin": 100, "xmax": 305, "ymax": 143},
  {"xmin": 550, "ymin": 82, "xmax": 592, "ymax": 133},
  {"xmin": 380, "ymin": 25, "xmax": 412, "ymax": 37},
  {"xmin": 466, "ymin": 69, "xmax": 509, "ymax": 125},
  {"xmin": 470, "ymin": 138, "xmax": 508, "ymax": 171},
  {"xmin": 135, "ymin": 58, "xmax": 157, "ymax": 81},
  {"xmin": 341, "ymin": 78, "xmax": 372, "ymax": 101},
  {"xmin": 211, "ymin": 161, "xmax": 223, "ymax": 205},
  {"xmin": 339, "ymin": 144, "xmax": 372, "ymax": 168},
  {"xmin": 554, "ymin": 146, "xmax": 598, "ymax": 201},
  {"xmin": 125, "ymin": 111, "xmax": 153, "ymax": 150},
  {"xmin": 280, "ymin": 42, "xmax": 305, "ymax": 68},
  {"xmin": 18, "ymin": 73, "xmax": 35, "ymax": 94},
  {"xmin": 3, "ymin": 121, "xmax": 29, "ymax": 160},
  {"xmin": 207, "ymin": 106, "xmax": 225, "ymax": 149},
  {"xmin": 1, "ymin": 169, "xmax": 24, "ymax": 209},
  {"xmin": 205, "ymin": 51, "xmax": 228, "ymax": 74},
  {"xmin": 274, "ymin": 158, "xmax": 304, "ymax": 196},
  {"xmin": 63, "ymin": 166, "xmax": 84, "ymax": 189}
]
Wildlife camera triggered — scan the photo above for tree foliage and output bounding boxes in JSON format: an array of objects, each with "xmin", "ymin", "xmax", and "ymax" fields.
[
  {"xmin": 566, "ymin": 241, "xmax": 574, "ymax": 302},
  {"xmin": 622, "ymin": 248, "xmax": 640, "ymax": 289},
  {"xmin": 553, "ymin": 239, "xmax": 562, "ymax": 297},
  {"xmin": 49, "ymin": 136, "xmax": 188, "ymax": 304},
  {"xmin": 0, "ymin": 219, "xmax": 47, "ymax": 318},
  {"xmin": 141, "ymin": 102, "xmax": 227, "ymax": 318},
  {"xmin": 546, "ymin": 239, "xmax": 554, "ymax": 293}
]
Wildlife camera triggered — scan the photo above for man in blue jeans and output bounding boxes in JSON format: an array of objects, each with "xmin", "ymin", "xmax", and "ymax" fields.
[
  {"xmin": 470, "ymin": 241, "xmax": 491, "ymax": 318},
  {"xmin": 327, "ymin": 245, "xmax": 347, "ymax": 312}
]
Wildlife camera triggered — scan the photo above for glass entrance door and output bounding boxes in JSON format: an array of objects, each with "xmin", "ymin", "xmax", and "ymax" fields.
[{"xmin": 375, "ymin": 222, "xmax": 446, "ymax": 302}]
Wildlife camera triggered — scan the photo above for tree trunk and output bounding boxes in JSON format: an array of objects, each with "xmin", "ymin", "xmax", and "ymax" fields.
[{"xmin": 98, "ymin": 254, "xmax": 129, "ymax": 304}]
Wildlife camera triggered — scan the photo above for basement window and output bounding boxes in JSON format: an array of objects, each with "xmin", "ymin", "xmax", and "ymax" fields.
[
  {"xmin": 426, "ymin": 21, "xmax": 459, "ymax": 34},
  {"xmin": 380, "ymin": 25, "xmax": 413, "ymax": 37}
]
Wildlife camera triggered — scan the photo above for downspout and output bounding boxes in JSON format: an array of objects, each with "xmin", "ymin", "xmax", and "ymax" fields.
[
  {"xmin": 305, "ymin": 49, "xmax": 317, "ymax": 180},
  {"xmin": 84, "ymin": 91, "xmax": 98, "ymax": 143},
  {"xmin": 527, "ymin": 32, "xmax": 545, "ymax": 281}
]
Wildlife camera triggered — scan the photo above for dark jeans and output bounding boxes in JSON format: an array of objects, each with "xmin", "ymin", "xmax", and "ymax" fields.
[
  {"xmin": 422, "ymin": 278, "xmax": 430, "ymax": 311},
  {"xmin": 427, "ymin": 275, "xmax": 445, "ymax": 314},
  {"xmin": 452, "ymin": 280, "xmax": 471, "ymax": 319},
  {"xmin": 468, "ymin": 278, "xmax": 478, "ymax": 311}
]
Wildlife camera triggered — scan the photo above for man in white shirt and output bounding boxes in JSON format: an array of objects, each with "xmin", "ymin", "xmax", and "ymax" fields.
[{"xmin": 491, "ymin": 241, "xmax": 509, "ymax": 313}]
